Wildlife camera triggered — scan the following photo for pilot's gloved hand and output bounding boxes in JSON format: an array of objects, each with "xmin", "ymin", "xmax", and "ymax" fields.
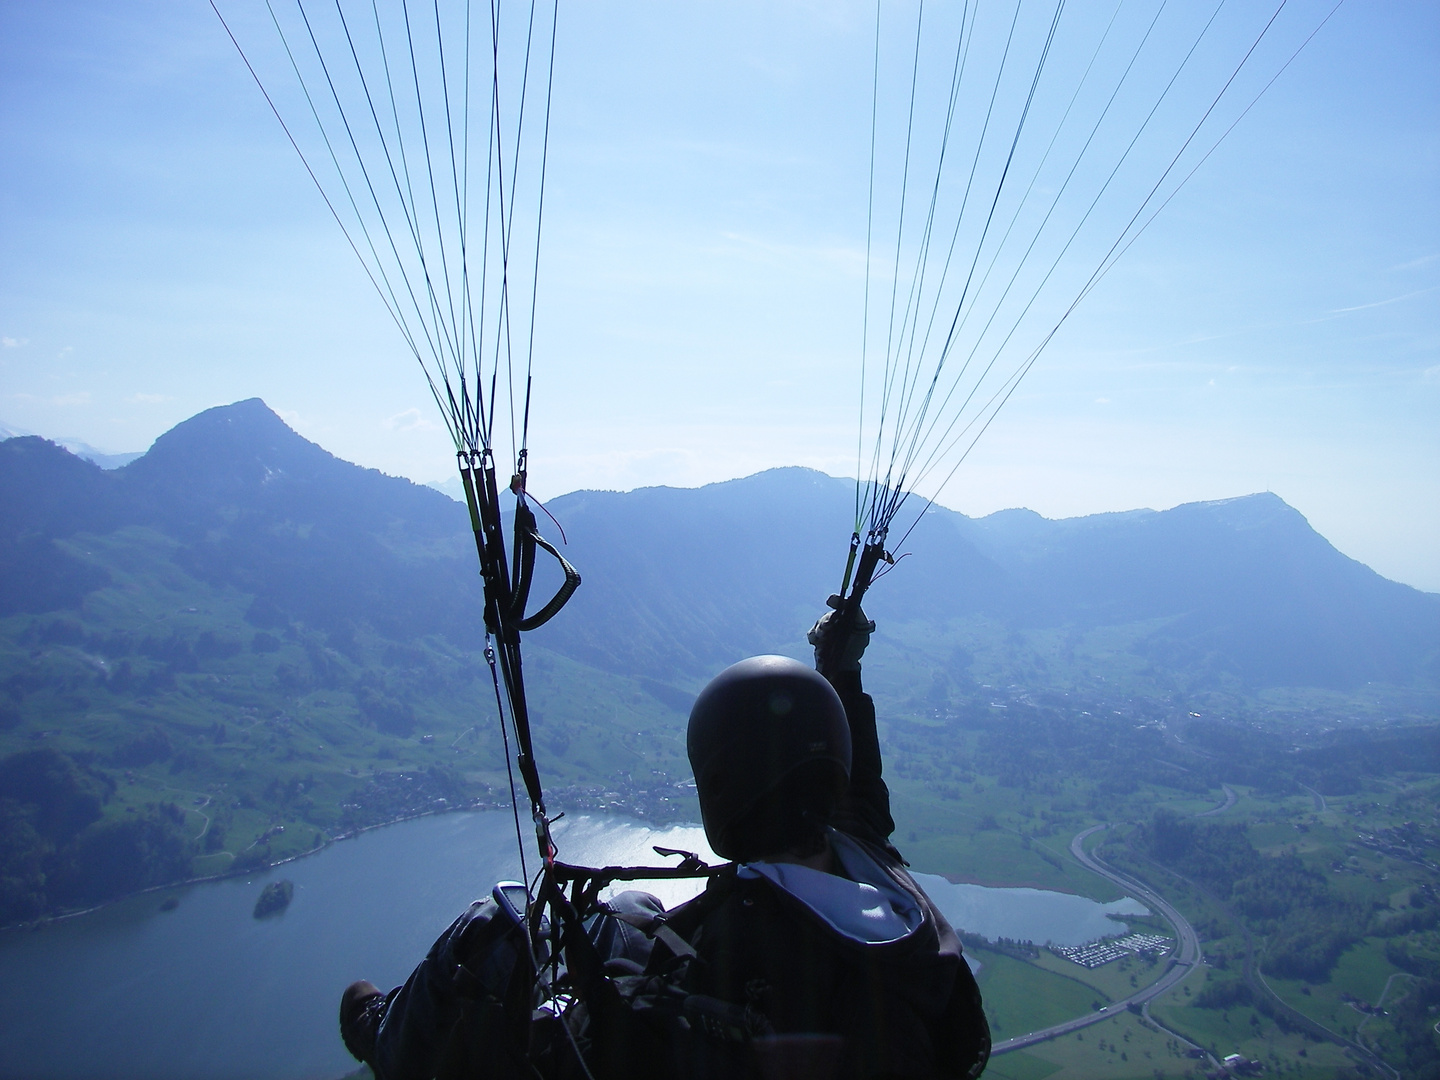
[{"xmin": 808, "ymin": 594, "xmax": 875, "ymax": 676}]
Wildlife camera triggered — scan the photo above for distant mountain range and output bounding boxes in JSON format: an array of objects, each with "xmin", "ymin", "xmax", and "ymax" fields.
[
  {"xmin": 0, "ymin": 421, "xmax": 141, "ymax": 470},
  {"xmin": 4, "ymin": 398, "xmax": 1437, "ymax": 698}
]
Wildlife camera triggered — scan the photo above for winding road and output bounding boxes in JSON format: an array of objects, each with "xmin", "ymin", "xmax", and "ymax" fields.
[
  {"xmin": 991, "ymin": 824, "xmax": 1204, "ymax": 1055},
  {"xmin": 989, "ymin": 821, "xmax": 1401, "ymax": 1078},
  {"xmin": 1196, "ymin": 784, "xmax": 1237, "ymax": 817}
]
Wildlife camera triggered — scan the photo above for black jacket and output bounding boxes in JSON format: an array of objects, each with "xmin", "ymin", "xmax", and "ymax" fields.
[{"xmin": 632, "ymin": 671, "xmax": 990, "ymax": 1080}]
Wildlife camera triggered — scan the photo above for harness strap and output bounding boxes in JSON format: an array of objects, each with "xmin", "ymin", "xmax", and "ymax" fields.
[
  {"xmin": 596, "ymin": 906, "xmax": 699, "ymax": 961},
  {"xmin": 458, "ymin": 454, "xmax": 573, "ymax": 840},
  {"xmin": 511, "ymin": 503, "xmax": 582, "ymax": 632},
  {"xmin": 548, "ymin": 880, "xmax": 625, "ymax": 1014},
  {"xmin": 651, "ymin": 865, "xmax": 739, "ymax": 960}
]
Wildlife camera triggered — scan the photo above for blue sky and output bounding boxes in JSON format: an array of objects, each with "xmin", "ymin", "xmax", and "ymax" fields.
[{"xmin": 2, "ymin": 1, "xmax": 1436, "ymax": 590}]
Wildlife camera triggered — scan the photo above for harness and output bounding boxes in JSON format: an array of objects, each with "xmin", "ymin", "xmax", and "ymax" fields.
[{"xmin": 431, "ymin": 859, "xmax": 738, "ymax": 1080}]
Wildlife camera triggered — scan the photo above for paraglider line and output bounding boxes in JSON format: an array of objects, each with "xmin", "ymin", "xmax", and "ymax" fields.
[
  {"xmin": 900, "ymin": 0, "xmax": 1329, "ymax": 548},
  {"xmin": 891, "ymin": 0, "xmax": 1232, "ymax": 519},
  {"xmin": 486, "ymin": 639, "xmax": 531, "ymax": 894},
  {"xmin": 883, "ymin": 0, "xmax": 1068, "ymax": 529},
  {"xmin": 521, "ymin": 0, "xmax": 560, "ymax": 457},
  {"xmin": 855, "ymin": 0, "xmax": 882, "ymax": 533},
  {"xmin": 897, "ymin": 0, "xmax": 1135, "ymax": 485},
  {"xmin": 211, "ymin": 0, "xmax": 463, "ymax": 449},
  {"xmin": 299, "ymin": 0, "xmax": 462, "ymax": 391}
]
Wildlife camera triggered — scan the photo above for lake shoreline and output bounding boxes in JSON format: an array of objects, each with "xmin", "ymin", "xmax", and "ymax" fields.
[
  {"xmin": 0, "ymin": 800, "xmax": 507, "ymax": 936},
  {"xmin": 5, "ymin": 806, "xmax": 1119, "ymax": 937},
  {"xmin": 937, "ymin": 870, "xmax": 1092, "ymax": 896}
]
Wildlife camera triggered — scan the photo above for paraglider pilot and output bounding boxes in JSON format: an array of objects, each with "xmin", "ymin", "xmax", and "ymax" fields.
[{"xmin": 339, "ymin": 604, "xmax": 990, "ymax": 1079}]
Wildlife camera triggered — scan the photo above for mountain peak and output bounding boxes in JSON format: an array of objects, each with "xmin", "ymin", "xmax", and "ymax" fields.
[
  {"xmin": 1170, "ymin": 491, "xmax": 1312, "ymax": 535},
  {"xmin": 142, "ymin": 398, "xmax": 298, "ymax": 455},
  {"xmin": 124, "ymin": 399, "xmax": 342, "ymax": 495}
]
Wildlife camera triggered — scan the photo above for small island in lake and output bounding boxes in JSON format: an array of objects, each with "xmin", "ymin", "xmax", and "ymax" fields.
[{"xmin": 253, "ymin": 880, "xmax": 294, "ymax": 919}]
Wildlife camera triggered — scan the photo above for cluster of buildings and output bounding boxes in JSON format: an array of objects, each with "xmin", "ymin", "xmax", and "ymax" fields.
[
  {"xmin": 337, "ymin": 767, "xmax": 482, "ymax": 831},
  {"xmin": 546, "ymin": 777, "xmax": 698, "ymax": 823},
  {"xmin": 1049, "ymin": 931, "xmax": 1172, "ymax": 968},
  {"xmin": 1354, "ymin": 821, "xmax": 1438, "ymax": 870}
]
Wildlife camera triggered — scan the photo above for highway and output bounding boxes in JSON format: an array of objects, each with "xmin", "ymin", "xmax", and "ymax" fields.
[
  {"xmin": 1196, "ymin": 783, "xmax": 1237, "ymax": 817},
  {"xmin": 1300, "ymin": 783, "xmax": 1328, "ymax": 813},
  {"xmin": 991, "ymin": 823, "xmax": 1397, "ymax": 1077},
  {"xmin": 991, "ymin": 824, "xmax": 1204, "ymax": 1056}
]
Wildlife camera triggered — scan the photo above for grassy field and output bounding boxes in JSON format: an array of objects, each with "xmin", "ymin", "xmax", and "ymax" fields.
[
  {"xmin": 984, "ymin": 1050, "xmax": 1064, "ymax": 1079},
  {"xmin": 1264, "ymin": 937, "xmax": 1407, "ymax": 1045},
  {"xmin": 990, "ymin": 1010, "xmax": 1211, "ymax": 1079},
  {"xmin": 1029, "ymin": 948, "xmax": 1166, "ymax": 1003},
  {"xmin": 1147, "ymin": 979, "xmax": 1358, "ymax": 1077},
  {"xmin": 1076, "ymin": 783, "xmax": 1440, "ymax": 1078},
  {"xmin": 973, "ymin": 950, "xmax": 1109, "ymax": 1040},
  {"xmin": 891, "ymin": 784, "xmax": 1119, "ymax": 897}
]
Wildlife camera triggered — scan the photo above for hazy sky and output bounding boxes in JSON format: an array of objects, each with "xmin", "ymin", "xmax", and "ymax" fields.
[{"xmin": 2, "ymin": 1, "xmax": 1436, "ymax": 590}]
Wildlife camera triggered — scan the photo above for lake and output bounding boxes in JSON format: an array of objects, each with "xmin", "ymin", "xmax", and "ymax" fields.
[{"xmin": 0, "ymin": 811, "xmax": 1146, "ymax": 1080}]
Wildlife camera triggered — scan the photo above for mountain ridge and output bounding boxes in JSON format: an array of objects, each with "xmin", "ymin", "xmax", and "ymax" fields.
[{"xmin": 3, "ymin": 398, "xmax": 1437, "ymax": 694}]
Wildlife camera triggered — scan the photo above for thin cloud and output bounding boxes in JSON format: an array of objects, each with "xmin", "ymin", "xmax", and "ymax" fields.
[
  {"xmin": 384, "ymin": 407, "xmax": 437, "ymax": 433},
  {"xmin": 125, "ymin": 393, "xmax": 173, "ymax": 404},
  {"xmin": 53, "ymin": 392, "xmax": 91, "ymax": 406},
  {"xmin": 1330, "ymin": 286, "xmax": 1439, "ymax": 314},
  {"xmin": 1, "ymin": 337, "xmax": 27, "ymax": 348},
  {"xmin": 1112, "ymin": 286, "xmax": 1440, "ymax": 358},
  {"xmin": 1389, "ymin": 254, "xmax": 1438, "ymax": 273}
]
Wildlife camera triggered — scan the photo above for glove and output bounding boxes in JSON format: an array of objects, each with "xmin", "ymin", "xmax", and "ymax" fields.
[{"xmin": 808, "ymin": 594, "xmax": 876, "ymax": 675}]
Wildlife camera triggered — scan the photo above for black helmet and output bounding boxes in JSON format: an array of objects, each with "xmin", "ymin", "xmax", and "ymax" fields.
[{"xmin": 687, "ymin": 656, "xmax": 851, "ymax": 861}]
